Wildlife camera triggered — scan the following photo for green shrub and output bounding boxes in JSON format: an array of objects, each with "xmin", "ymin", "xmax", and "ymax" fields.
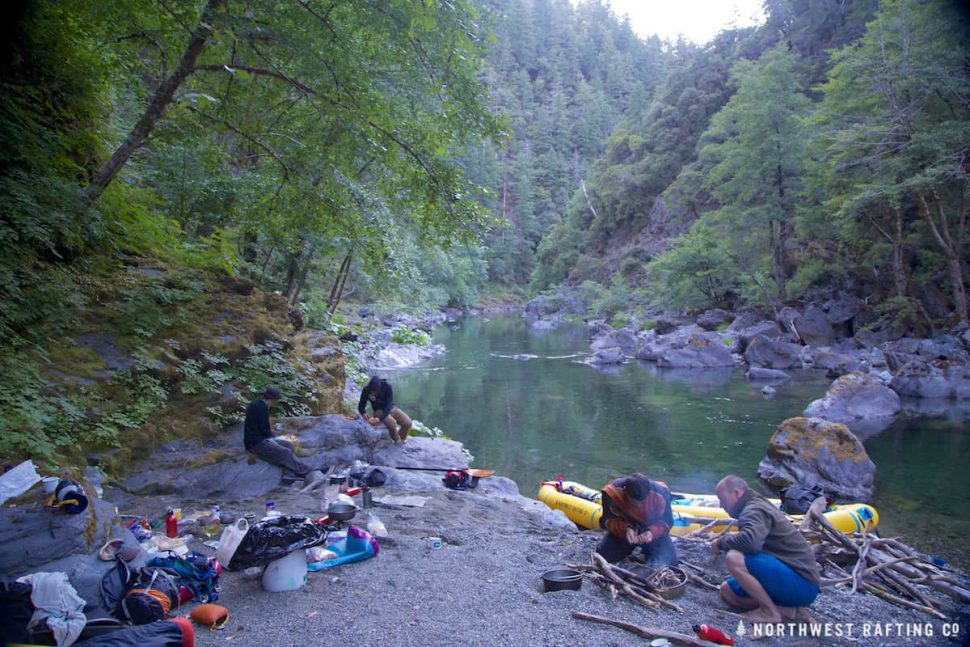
[{"xmin": 390, "ymin": 326, "xmax": 431, "ymax": 346}]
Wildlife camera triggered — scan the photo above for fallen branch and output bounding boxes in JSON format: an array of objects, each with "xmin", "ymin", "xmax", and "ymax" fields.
[{"xmin": 572, "ymin": 611, "xmax": 715, "ymax": 647}]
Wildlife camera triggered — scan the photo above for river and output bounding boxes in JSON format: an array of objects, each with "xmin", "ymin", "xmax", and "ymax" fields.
[{"xmin": 390, "ymin": 314, "xmax": 970, "ymax": 569}]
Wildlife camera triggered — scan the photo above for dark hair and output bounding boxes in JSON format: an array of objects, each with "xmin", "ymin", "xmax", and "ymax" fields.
[
  {"xmin": 365, "ymin": 375, "xmax": 382, "ymax": 393},
  {"xmin": 624, "ymin": 473, "xmax": 651, "ymax": 501},
  {"xmin": 263, "ymin": 387, "xmax": 282, "ymax": 401}
]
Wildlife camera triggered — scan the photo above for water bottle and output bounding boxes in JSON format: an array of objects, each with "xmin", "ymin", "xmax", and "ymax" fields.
[
  {"xmin": 204, "ymin": 505, "xmax": 222, "ymax": 538},
  {"xmin": 165, "ymin": 510, "xmax": 178, "ymax": 538}
]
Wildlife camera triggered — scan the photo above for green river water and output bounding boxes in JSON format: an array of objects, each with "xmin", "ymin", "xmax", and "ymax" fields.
[{"xmin": 390, "ymin": 315, "xmax": 970, "ymax": 569}]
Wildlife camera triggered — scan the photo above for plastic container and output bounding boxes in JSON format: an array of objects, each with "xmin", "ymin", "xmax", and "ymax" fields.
[
  {"xmin": 216, "ymin": 517, "xmax": 249, "ymax": 567},
  {"xmin": 41, "ymin": 476, "xmax": 59, "ymax": 493},
  {"xmin": 261, "ymin": 549, "xmax": 307, "ymax": 592}
]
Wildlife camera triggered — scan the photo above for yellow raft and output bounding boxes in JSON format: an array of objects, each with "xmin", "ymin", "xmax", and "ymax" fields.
[{"xmin": 538, "ymin": 480, "xmax": 878, "ymax": 537}]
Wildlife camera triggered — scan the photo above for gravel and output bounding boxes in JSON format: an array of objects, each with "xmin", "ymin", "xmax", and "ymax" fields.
[{"xmin": 135, "ymin": 475, "xmax": 970, "ymax": 647}]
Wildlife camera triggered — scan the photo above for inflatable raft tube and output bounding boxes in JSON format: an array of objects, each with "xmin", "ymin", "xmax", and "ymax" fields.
[{"xmin": 538, "ymin": 480, "xmax": 879, "ymax": 537}]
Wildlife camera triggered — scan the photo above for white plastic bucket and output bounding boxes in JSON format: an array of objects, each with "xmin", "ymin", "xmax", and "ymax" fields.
[
  {"xmin": 261, "ymin": 549, "xmax": 307, "ymax": 592},
  {"xmin": 41, "ymin": 477, "xmax": 59, "ymax": 494}
]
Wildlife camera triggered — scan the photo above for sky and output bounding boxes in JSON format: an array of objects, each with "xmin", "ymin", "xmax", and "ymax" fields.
[{"xmin": 602, "ymin": 0, "xmax": 766, "ymax": 44}]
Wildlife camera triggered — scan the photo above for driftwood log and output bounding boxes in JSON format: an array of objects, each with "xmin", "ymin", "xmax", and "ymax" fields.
[{"xmin": 572, "ymin": 612, "xmax": 718, "ymax": 647}]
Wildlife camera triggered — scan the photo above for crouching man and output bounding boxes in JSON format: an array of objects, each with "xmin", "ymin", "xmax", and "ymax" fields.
[{"xmin": 710, "ymin": 475, "xmax": 820, "ymax": 624}]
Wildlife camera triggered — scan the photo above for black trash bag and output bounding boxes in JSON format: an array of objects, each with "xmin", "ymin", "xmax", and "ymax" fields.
[
  {"xmin": 226, "ymin": 516, "xmax": 327, "ymax": 571},
  {"xmin": 780, "ymin": 484, "xmax": 826, "ymax": 514}
]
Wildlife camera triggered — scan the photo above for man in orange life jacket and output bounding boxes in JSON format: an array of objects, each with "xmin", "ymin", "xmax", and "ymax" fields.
[{"xmin": 597, "ymin": 473, "xmax": 678, "ymax": 568}]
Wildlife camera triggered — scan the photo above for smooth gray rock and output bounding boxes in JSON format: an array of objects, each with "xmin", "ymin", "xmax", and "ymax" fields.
[
  {"xmin": 590, "ymin": 328, "xmax": 639, "ymax": 355},
  {"xmin": 656, "ymin": 334, "xmax": 734, "ymax": 368},
  {"xmin": 809, "ymin": 349, "xmax": 862, "ymax": 375},
  {"xmin": 824, "ymin": 295, "xmax": 864, "ymax": 325},
  {"xmin": 588, "ymin": 347, "xmax": 625, "ymax": 364},
  {"xmin": 891, "ymin": 362, "xmax": 965, "ymax": 399},
  {"xmin": 0, "ymin": 496, "xmax": 139, "ymax": 576},
  {"xmin": 803, "ymin": 372, "xmax": 900, "ymax": 440},
  {"xmin": 696, "ymin": 308, "xmax": 734, "ymax": 331},
  {"xmin": 121, "ymin": 415, "xmax": 472, "ymax": 500},
  {"xmin": 795, "ymin": 306, "xmax": 835, "ymax": 346},
  {"xmin": 746, "ymin": 367, "xmax": 792, "ymax": 381},
  {"xmin": 761, "ymin": 385, "xmax": 776, "ymax": 398},
  {"xmin": 743, "ymin": 334, "xmax": 803, "ymax": 369},
  {"xmin": 758, "ymin": 416, "xmax": 876, "ymax": 501},
  {"xmin": 739, "ymin": 321, "xmax": 785, "ymax": 349}
]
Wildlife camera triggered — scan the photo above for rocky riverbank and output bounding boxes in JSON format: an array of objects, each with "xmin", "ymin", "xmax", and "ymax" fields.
[
  {"xmin": 4, "ymin": 413, "xmax": 968, "ymax": 646},
  {"xmin": 143, "ymin": 466, "xmax": 970, "ymax": 647}
]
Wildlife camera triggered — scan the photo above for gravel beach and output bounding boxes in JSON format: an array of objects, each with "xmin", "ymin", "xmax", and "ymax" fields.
[{"xmin": 130, "ymin": 471, "xmax": 970, "ymax": 647}]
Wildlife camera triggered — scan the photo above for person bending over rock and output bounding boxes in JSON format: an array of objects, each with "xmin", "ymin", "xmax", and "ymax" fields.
[
  {"xmin": 709, "ymin": 475, "xmax": 820, "ymax": 625},
  {"xmin": 358, "ymin": 375, "xmax": 412, "ymax": 444},
  {"xmin": 597, "ymin": 473, "xmax": 678, "ymax": 569},
  {"xmin": 244, "ymin": 387, "xmax": 324, "ymax": 492}
]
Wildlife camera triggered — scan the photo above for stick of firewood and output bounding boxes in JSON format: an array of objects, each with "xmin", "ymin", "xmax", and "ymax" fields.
[
  {"xmin": 590, "ymin": 553, "xmax": 660, "ymax": 608},
  {"xmin": 683, "ymin": 569, "xmax": 720, "ymax": 591},
  {"xmin": 868, "ymin": 547, "xmax": 970, "ymax": 603},
  {"xmin": 572, "ymin": 611, "xmax": 718, "ymax": 647},
  {"xmin": 862, "ymin": 583, "xmax": 948, "ymax": 620},
  {"xmin": 587, "ymin": 571, "xmax": 619, "ymax": 601},
  {"xmin": 850, "ymin": 534, "xmax": 873, "ymax": 594},
  {"xmin": 682, "ymin": 518, "xmax": 724, "ymax": 539}
]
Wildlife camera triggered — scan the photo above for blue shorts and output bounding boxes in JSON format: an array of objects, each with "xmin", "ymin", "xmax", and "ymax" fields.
[{"xmin": 726, "ymin": 552, "xmax": 819, "ymax": 607}]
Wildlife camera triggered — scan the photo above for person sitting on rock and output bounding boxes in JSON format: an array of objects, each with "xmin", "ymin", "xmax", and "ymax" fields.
[
  {"xmin": 244, "ymin": 387, "xmax": 325, "ymax": 492},
  {"xmin": 709, "ymin": 475, "xmax": 820, "ymax": 625},
  {"xmin": 597, "ymin": 473, "xmax": 678, "ymax": 569},
  {"xmin": 357, "ymin": 374, "xmax": 412, "ymax": 444}
]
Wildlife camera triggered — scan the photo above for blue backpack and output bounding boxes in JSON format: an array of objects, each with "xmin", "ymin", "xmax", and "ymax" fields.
[{"xmin": 147, "ymin": 552, "xmax": 219, "ymax": 603}]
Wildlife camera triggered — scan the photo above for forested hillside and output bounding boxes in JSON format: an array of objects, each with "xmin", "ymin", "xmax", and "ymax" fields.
[
  {"xmin": 1, "ymin": 0, "xmax": 968, "ymax": 465},
  {"xmin": 526, "ymin": 0, "xmax": 970, "ymax": 331}
]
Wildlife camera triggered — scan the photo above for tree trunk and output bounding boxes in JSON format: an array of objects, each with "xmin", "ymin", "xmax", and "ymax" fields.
[
  {"xmin": 917, "ymin": 192, "xmax": 969, "ymax": 324},
  {"xmin": 769, "ymin": 221, "xmax": 786, "ymax": 300},
  {"xmin": 891, "ymin": 206, "xmax": 908, "ymax": 298},
  {"xmin": 85, "ymin": 0, "xmax": 225, "ymax": 202},
  {"xmin": 328, "ymin": 253, "xmax": 352, "ymax": 315}
]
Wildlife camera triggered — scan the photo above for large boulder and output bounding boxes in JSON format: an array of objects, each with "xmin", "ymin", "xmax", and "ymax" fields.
[
  {"xmin": 696, "ymin": 309, "xmax": 734, "ymax": 331},
  {"xmin": 824, "ymin": 295, "xmax": 864, "ymax": 326},
  {"xmin": 121, "ymin": 415, "xmax": 470, "ymax": 500},
  {"xmin": 657, "ymin": 334, "xmax": 735, "ymax": 368},
  {"xmin": 805, "ymin": 349, "xmax": 862, "ymax": 375},
  {"xmin": 803, "ymin": 372, "xmax": 900, "ymax": 440},
  {"xmin": 757, "ymin": 416, "xmax": 876, "ymax": 501},
  {"xmin": 746, "ymin": 367, "xmax": 792, "ymax": 381},
  {"xmin": 738, "ymin": 321, "xmax": 785, "ymax": 350},
  {"xmin": 588, "ymin": 347, "xmax": 625, "ymax": 365},
  {"xmin": 891, "ymin": 361, "xmax": 970, "ymax": 399},
  {"xmin": 794, "ymin": 306, "xmax": 835, "ymax": 347},
  {"xmin": 590, "ymin": 327, "xmax": 639, "ymax": 355},
  {"xmin": 743, "ymin": 334, "xmax": 803, "ymax": 369}
]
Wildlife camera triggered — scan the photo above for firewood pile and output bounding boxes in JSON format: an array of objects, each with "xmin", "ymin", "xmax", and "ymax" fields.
[
  {"xmin": 670, "ymin": 499, "xmax": 970, "ymax": 621},
  {"xmin": 804, "ymin": 507, "xmax": 970, "ymax": 620}
]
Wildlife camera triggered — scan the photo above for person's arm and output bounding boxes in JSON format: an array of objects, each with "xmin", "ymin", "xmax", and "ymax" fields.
[
  {"xmin": 357, "ymin": 388, "xmax": 369, "ymax": 418},
  {"xmin": 258, "ymin": 400, "xmax": 273, "ymax": 438},
  {"xmin": 631, "ymin": 489, "xmax": 672, "ymax": 543},
  {"xmin": 715, "ymin": 507, "xmax": 771, "ymax": 553}
]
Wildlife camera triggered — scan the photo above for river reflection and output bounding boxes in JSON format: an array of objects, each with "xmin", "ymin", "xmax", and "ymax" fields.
[{"xmin": 388, "ymin": 315, "xmax": 970, "ymax": 568}]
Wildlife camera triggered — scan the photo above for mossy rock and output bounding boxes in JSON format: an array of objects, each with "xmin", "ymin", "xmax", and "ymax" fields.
[{"xmin": 758, "ymin": 416, "xmax": 876, "ymax": 501}]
